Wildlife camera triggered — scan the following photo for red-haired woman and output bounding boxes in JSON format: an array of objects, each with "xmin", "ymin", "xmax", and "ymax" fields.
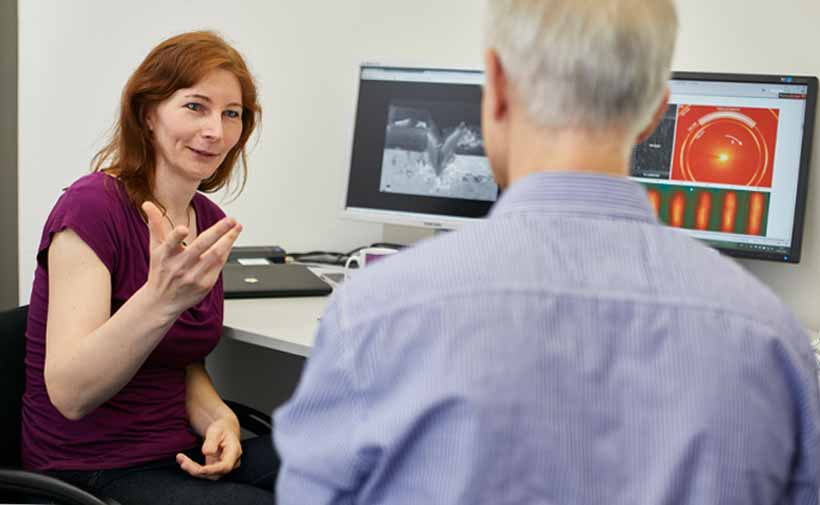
[{"xmin": 21, "ymin": 31, "xmax": 276, "ymax": 504}]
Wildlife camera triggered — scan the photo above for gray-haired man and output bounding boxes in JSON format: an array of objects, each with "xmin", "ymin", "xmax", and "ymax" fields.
[{"xmin": 275, "ymin": 1, "xmax": 820, "ymax": 503}]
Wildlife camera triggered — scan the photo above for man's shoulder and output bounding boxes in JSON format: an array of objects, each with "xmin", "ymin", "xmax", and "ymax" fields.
[
  {"xmin": 333, "ymin": 227, "xmax": 489, "ymax": 323},
  {"xmin": 620, "ymin": 224, "xmax": 801, "ymax": 335},
  {"xmin": 335, "ymin": 216, "xmax": 800, "ymax": 337}
]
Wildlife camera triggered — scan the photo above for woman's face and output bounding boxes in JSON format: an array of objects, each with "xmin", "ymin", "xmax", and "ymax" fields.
[{"xmin": 147, "ymin": 68, "xmax": 244, "ymax": 184}]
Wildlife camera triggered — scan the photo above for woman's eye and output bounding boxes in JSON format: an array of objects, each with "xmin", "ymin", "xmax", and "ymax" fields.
[
  {"xmin": 185, "ymin": 103, "xmax": 202, "ymax": 112},
  {"xmin": 225, "ymin": 110, "xmax": 242, "ymax": 119}
]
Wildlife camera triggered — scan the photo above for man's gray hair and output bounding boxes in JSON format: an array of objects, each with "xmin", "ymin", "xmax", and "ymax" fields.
[{"xmin": 484, "ymin": 0, "xmax": 678, "ymax": 135}]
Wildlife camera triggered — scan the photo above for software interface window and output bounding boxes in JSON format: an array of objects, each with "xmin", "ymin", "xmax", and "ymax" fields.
[{"xmin": 629, "ymin": 79, "xmax": 811, "ymax": 259}]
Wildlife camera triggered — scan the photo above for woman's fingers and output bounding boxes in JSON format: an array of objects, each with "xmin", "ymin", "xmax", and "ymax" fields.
[
  {"xmin": 184, "ymin": 217, "xmax": 237, "ymax": 259},
  {"xmin": 144, "ymin": 212, "xmax": 243, "ymax": 310},
  {"xmin": 189, "ymin": 223, "xmax": 242, "ymax": 279},
  {"xmin": 142, "ymin": 201, "xmax": 166, "ymax": 249},
  {"xmin": 143, "ymin": 201, "xmax": 188, "ymax": 256},
  {"xmin": 176, "ymin": 453, "xmax": 228, "ymax": 480},
  {"xmin": 163, "ymin": 225, "xmax": 189, "ymax": 255},
  {"xmin": 220, "ymin": 439, "xmax": 242, "ymax": 472}
]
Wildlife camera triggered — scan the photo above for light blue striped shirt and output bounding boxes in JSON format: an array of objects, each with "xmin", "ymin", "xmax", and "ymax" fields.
[{"xmin": 274, "ymin": 172, "xmax": 820, "ymax": 504}]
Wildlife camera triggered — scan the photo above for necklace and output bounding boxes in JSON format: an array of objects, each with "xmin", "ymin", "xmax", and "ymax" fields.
[{"xmin": 163, "ymin": 206, "xmax": 192, "ymax": 247}]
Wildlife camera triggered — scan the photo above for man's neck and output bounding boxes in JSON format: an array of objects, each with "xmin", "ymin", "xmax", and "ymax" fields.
[{"xmin": 506, "ymin": 123, "xmax": 634, "ymax": 187}]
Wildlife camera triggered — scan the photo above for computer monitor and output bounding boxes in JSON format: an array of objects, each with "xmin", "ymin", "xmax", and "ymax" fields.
[
  {"xmin": 342, "ymin": 65, "xmax": 817, "ymax": 263},
  {"xmin": 632, "ymin": 72, "xmax": 817, "ymax": 263},
  {"xmin": 342, "ymin": 64, "xmax": 495, "ymax": 230}
]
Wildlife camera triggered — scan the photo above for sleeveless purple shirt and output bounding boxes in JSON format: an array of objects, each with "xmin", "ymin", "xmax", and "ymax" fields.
[{"xmin": 22, "ymin": 172, "xmax": 225, "ymax": 471}]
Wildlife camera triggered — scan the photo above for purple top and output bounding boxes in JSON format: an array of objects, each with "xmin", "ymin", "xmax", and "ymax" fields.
[{"xmin": 22, "ymin": 172, "xmax": 225, "ymax": 471}]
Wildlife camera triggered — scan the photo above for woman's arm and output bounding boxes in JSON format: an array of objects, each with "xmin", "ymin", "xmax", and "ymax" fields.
[
  {"xmin": 177, "ymin": 362, "xmax": 242, "ymax": 480},
  {"xmin": 184, "ymin": 362, "xmax": 239, "ymax": 438},
  {"xmin": 44, "ymin": 229, "xmax": 178, "ymax": 420},
  {"xmin": 44, "ymin": 202, "xmax": 241, "ymax": 420}
]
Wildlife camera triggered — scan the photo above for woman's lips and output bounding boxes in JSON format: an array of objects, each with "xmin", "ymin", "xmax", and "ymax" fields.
[{"xmin": 189, "ymin": 147, "xmax": 218, "ymax": 157}]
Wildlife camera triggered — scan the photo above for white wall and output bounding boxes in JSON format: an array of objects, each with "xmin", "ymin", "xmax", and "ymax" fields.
[
  {"xmin": 673, "ymin": 0, "xmax": 820, "ymax": 331},
  {"xmin": 17, "ymin": 0, "xmax": 485, "ymax": 300},
  {"xmin": 18, "ymin": 1, "xmax": 820, "ymax": 327}
]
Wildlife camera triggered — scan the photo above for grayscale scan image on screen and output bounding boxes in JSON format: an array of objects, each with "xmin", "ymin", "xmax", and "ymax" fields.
[
  {"xmin": 343, "ymin": 65, "xmax": 497, "ymax": 229},
  {"xmin": 380, "ymin": 100, "xmax": 495, "ymax": 201}
]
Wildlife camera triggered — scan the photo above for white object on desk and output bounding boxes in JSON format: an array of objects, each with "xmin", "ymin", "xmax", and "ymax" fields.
[{"xmin": 237, "ymin": 257, "xmax": 271, "ymax": 266}]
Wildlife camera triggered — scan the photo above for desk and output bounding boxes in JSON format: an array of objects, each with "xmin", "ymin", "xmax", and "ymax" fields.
[
  {"xmin": 222, "ymin": 265, "xmax": 338, "ymax": 357},
  {"xmin": 223, "ymin": 296, "xmax": 327, "ymax": 357}
]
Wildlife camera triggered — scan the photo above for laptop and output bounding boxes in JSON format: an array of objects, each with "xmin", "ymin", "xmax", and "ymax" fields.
[{"xmin": 223, "ymin": 264, "xmax": 332, "ymax": 299}]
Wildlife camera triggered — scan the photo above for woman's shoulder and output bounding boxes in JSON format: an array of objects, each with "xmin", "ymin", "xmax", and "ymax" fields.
[
  {"xmin": 59, "ymin": 171, "xmax": 128, "ymax": 212},
  {"xmin": 38, "ymin": 172, "xmax": 134, "ymax": 273},
  {"xmin": 45, "ymin": 171, "xmax": 135, "ymax": 242}
]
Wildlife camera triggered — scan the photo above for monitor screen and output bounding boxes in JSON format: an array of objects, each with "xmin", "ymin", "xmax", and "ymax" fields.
[
  {"xmin": 343, "ymin": 66, "xmax": 817, "ymax": 263},
  {"xmin": 632, "ymin": 72, "xmax": 817, "ymax": 262},
  {"xmin": 342, "ymin": 65, "xmax": 496, "ymax": 229}
]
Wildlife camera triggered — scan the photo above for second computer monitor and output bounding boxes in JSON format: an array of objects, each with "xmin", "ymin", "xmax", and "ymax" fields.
[{"xmin": 632, "ymin": 72, "xmax": 817, "ymax": 262}]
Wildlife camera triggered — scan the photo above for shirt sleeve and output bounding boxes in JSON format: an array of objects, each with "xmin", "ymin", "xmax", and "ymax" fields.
[
  {"xmin": 780, "ymin": 324, "xmax": 820, "ymax": 504},
  {"xmin": 36, "ymin": 182, "xmax": 121, "ymax": 274},
  {"xmin": 273, "ymin": 297, "xmax": 373, "ymax": 505}
]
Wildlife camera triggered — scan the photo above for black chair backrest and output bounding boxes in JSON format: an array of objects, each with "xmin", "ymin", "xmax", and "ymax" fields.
[{"xmin": 0, "ymin": 305, "xmax": 29, "ymax": 468}]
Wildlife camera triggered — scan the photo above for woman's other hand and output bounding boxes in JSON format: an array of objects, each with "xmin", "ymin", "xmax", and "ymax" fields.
[{"xmin": 176, "ymin": 418, "xmax": 242, "ymax": 480}]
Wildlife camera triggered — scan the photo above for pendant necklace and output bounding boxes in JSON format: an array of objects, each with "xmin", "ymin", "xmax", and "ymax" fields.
[{"xmin": 163, "ymin": 207, "xmax": 192, "ymax": 247}]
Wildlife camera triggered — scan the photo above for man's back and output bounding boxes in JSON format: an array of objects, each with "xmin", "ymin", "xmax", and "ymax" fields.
[{"xmin": 275, "ymin": 173, "xmax": 820, "ymax": 504}]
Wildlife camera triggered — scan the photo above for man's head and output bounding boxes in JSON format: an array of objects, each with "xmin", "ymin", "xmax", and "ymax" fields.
[{"xmin": 481, "ymin": 0, "xmax": 678, "ymax": 187}]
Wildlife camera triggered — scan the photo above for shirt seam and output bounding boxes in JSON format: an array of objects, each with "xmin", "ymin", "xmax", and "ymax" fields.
[
  {"xmin": 489, "ymin": 208, "xmax": 657, "ymax": 225},
  {"xmin": 339, "ymin": 285, "xmax": 796, "ymax": 338}
]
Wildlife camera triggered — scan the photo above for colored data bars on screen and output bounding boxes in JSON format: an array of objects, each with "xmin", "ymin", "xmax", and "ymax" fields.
[{"xmin": 643, "ymin": 183, "xmax": 769, "ymax": 236}]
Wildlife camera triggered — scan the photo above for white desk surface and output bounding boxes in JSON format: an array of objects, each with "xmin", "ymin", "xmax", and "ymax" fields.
[{"xmin": 222, "ymin": 265, "xmax": 338, "ymax": 357}]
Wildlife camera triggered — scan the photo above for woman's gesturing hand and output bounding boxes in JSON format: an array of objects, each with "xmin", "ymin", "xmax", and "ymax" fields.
[{"xmin": 142, "ymin": 201, "xmax": 242, "ymax": 316}]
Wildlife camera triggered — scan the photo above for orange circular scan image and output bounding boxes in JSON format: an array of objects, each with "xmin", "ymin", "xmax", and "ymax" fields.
[{"xmin": 671, "ymin": 105, "xmax": 779, "ymax": 188}]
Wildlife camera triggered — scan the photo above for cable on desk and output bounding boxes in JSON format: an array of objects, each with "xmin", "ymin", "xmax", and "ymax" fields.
[
  {"xmin": 369, "ymin": 242, "xmax": 406, "ymax": 250},
  {"xmin": 288, "ymin": 247, "xmax": 362, "ymax": 266},
  {"xmin": 288, "ymin": 243, "xmax": 406, "ymax": 266}
]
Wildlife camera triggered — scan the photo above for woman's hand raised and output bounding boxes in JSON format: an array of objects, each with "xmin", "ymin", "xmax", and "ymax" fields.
[{"xmin": 142, "ymin": 201, "xmax": 242, "ymax": 317}]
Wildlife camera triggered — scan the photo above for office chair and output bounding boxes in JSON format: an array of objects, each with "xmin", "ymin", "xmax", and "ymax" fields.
[{"xmin": 0, "ymin": 305, "xmax": 272, "ymax": 504}]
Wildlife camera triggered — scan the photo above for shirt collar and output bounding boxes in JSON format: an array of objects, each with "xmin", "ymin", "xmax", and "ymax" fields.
[{"xmin": 489, "ymin": 171, "xmax": 658, "ymax": 224}]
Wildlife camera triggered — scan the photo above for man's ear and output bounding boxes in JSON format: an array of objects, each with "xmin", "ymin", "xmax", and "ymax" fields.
[
  {"xmin": 636, "ymin": 87, "xmax": 670, "ymax": 144},
  {"xmin": 482, "ymin": 48, "xmax": 512, "ymax": 189},
  {"xmin": 483, "ymin": 48, "xmax": 509, "ymax": 123}
]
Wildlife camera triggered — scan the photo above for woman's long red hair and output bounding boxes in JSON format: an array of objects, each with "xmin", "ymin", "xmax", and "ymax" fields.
[{"xmin": 92, "ymin": 31, "xmax": 261, "ymax": 212}]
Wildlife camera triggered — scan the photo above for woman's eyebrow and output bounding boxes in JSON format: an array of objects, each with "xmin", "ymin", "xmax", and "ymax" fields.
[
  {"xmin": 185, "ymin": 93, "xmax": 212, "ymax": 102},
  {"xmin": 185, "ymin": 93, "xmax": 242, "ymax": 108}
]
